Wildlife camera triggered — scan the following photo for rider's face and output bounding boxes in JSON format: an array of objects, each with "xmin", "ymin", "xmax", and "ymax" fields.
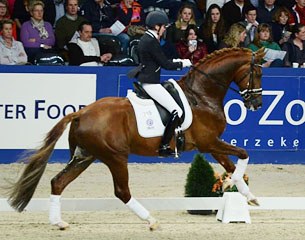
[{"xmin": 156, "ymin": 25, "xmax": 166, "ymax": 39}]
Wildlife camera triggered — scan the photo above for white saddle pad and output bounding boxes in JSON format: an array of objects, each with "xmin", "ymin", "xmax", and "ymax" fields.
[{"xmin": 127, "ymin": 79, "xmax": 193, "ymax": 138}]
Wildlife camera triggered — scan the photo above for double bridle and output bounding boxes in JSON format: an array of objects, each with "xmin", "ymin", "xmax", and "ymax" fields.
[{"xmin": 191, "ymin": 52, "xmax": 262, "ymax": 101}]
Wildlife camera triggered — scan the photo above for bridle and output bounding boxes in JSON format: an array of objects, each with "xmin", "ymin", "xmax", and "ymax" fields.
[
  {"xmin": 235, "ymin": 53, "xmax": 262, "ymax": 101},
  {"xmin": 191, "ymin": 52, "xmax": 262, "ymax": 101}
]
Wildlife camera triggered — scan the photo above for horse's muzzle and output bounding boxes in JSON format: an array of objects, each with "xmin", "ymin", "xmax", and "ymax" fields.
[{"xmin": 244, "ymin": 95, "xmax": 262, "ymax": 111}]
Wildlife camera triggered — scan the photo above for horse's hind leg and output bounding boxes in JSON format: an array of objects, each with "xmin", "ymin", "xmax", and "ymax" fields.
[
  {"xmin": 105, "ymin": 154, "xmax": 159, "ymax": 230},
  {"xmin": 49, "ymin": 148, "xmax": 94, "ymax": 230},
  {"xmin": 208, "ymin": 140, "xmax": 259, "ymax": 206}
]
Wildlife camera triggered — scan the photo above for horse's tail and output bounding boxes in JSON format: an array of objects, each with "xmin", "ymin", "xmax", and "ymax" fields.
[{"xmin": 8, "ymin": 112, "xmax": 78, "ymax": 212}]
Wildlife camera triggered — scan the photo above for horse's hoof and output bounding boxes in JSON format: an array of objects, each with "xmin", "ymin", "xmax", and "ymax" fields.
[
  {"xmin": 147, "ymin": 216, "xmax": 159, "ymax": 231},
  {"xmin": 149, "ymin": 221, "xmax": 160, "ymax": 231},
  {"xmin": 247, "ymin": 198, "xmax": 260, "ymax": 206},
  {"xmin": 55, "ymin": 221, "xmax": 70, "ymax": 230}
]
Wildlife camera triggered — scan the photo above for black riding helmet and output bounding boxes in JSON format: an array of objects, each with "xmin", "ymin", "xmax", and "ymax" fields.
[{"xmin": 145, "ymin": 10, "xmax": 169, "ymax": 29}]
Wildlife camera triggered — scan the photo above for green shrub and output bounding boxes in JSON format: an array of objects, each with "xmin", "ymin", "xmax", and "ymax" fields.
[{"xmin": 185, "ymin": 154, "xmax": 218, "ymax": 198}]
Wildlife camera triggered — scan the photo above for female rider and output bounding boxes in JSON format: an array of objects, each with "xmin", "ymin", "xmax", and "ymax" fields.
[{"xmin": 131, "ymin": 10, "xmax": 192, "ymax": 157}]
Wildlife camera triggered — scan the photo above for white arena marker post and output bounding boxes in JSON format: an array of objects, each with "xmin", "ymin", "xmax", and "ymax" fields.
[{"xmin": 216, "ymin": 192, "xmax": 251, "ymax": 224}]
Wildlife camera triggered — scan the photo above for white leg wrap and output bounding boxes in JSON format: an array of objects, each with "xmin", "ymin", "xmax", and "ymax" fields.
[
  {"xmin": 49, "ymin": 194, "xmax": 62, "ymax": 224},
  {"xmin": 231, "ymin": 157, "xmax": 249, "ymax": 181},
  {"xmin": 126, "ymin": 197, "xmax": 150, "ymax": 220},
  {"xmin": 234, "ymin": 179, "xmax": 250, "ymax": 196}
]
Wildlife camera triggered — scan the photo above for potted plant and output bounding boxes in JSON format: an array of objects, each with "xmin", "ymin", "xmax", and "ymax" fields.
[{"xmin": 184, "ymin": 154, "xmax": 219, "ymax": 215}]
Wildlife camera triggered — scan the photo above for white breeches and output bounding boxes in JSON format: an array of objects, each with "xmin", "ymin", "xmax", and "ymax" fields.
[{"xmin": 142, "ymin": 83, "xmax": 183, "ymax": 118}]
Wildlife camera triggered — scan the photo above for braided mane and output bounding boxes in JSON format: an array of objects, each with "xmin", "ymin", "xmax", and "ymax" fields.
[{"xmin": 195, "ymin": 47, "xmax": 252, "ymax": 67}]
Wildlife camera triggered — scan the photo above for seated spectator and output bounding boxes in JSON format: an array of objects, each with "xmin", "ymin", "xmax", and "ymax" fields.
[
  {"xmin": 166, "ymin": 4, "xmax": 197, "ymax": 44},
  {"xmin": 55, "ymin": 0, "xmax": 87, "ymax": 57},
  {"xmin": 222, "ymin": 0, "xmax": 254, "ymax": 31},
  {"xmin": 138, "ymin": 0, "xmax": 182, "ymax": 22},
  {"xmin": 282, "ymin": 23, "xmax": 305, "ymax": 67},
  {"xmin": 270, "ymin": 6, "xmax": 291, "ymax": 47},
  {"xmin": 249, "ymin": 0, "xmax": 259, "ymax": 7},
  {"xmin": 176, "ymin": 24, "xmax": 208, "ymax": 64},
  {"xmin": 257, "ymin": 0, "xmax": 278, "ymax": 24},
  {"xmin": 289, "ymin": 0, "xmax": 305, "ymax": 26},
  {"xmin": 241, "ymin": 4, "xmax": 259, "ymax": 46},
  {"xmin": 20, "ymin": 0, "xmax": 55, "ymax": 63},
  {"xmin": 115, "ymin": 0, "xmax": 146, "ymax": 54},
  {"xmin": 81, "ymin": 0, "xmax": 126, "ymax": 54},
  {"xmin": 53, "ymin": 0, "xmax": 65, "ymax": 26},
  {"xmin": 81, "ymin": 0, "xmax": 115, "ymax": 33},
  {"xmin": 7, "ymin": 0, "xmax": 15, "ymax": 15},
  {"xmin": 248, "ymin": 23, "xmax": 283, "ymax": 67},
  {"xmin": 218, "ymin": 22, "xmax": 247, "ymax": 48},
  {"xmin": 0, "ymin": 0, "xmax": 17, "ymax": 39},
  {"xmin": 0, "ymin": 19, "xmax": 27, "ymax": 64},
  {"xmin": 67, "ymin": 21, "xmax": 112, "ymax": 66},
  {"xmin": 276, "ymin": 0, "xmax": 295, "ymax": 10},
  {"xmin": 198, "ymin": 3, "xmax": 226, "ymax": 53},
  {"xmin": 12, "ymin": 0, "xmax": 30, "ymax": 36},
  {"xmin": 13, "ymin": 0, "xmax": 56, "ymax": 35}
]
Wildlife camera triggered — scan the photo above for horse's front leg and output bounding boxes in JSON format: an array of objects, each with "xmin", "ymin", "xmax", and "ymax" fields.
[
  {"xmin": 105, "ymin": 154, "xmax": 159, "ymax": 231},
  {"xmin": 203, "ymin": 139, "xmax": 259, "ymax": 206}
]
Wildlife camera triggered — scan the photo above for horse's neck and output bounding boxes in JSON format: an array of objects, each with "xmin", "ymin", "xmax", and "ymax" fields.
[{"xmin": 179, "ymin": 69, "xmax": 229, "ymax": 107}]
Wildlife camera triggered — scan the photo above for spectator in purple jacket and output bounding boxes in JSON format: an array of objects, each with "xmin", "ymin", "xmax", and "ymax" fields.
[{"xmin": 20, "ymin": 0, "xmax": 55, "ymax": 63}]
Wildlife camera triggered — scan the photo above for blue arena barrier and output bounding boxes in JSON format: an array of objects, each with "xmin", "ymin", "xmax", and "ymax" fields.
[{"xmin": 0, "ymin": 65, "xmax": 304, "ymax": 164}]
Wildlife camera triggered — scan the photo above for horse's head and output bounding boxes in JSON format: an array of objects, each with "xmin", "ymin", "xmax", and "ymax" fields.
[{"xmin": 234, "ymin": 48, "xmax": 265, "ymax": 111}]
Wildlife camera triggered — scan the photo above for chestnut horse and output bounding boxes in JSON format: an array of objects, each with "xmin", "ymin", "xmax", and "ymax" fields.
[{"xmin": 8, "ymin": 48, "xmax": 265, "ymax": 230}]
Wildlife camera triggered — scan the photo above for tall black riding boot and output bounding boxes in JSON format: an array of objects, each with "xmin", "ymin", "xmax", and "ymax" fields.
[{"xmin": 159, "ymin": 111, "xmax": 181, "ymax": 157}]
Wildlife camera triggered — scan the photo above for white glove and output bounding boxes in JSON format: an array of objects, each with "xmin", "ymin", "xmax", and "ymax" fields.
[
  {"xmin": 182, "ymin": 59, "xmax": 192, "ymax": 68},
  {"xmin": 172, "ymin": 58, "xmax": 183, "ymax": 63}
]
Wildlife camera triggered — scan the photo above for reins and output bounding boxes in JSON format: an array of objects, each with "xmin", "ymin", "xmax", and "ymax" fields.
[
  {"xmin": 190, "ymin": 64, "xmax": 240, "ymax": 95},
  {"xmin": 190, "ymin": 52, "xmax": 262, "ymax": 100}
]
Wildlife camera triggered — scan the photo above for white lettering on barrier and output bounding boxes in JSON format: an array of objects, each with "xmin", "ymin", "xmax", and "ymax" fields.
[
  {"xmin": 286, "ymin": 100, "xmax": 305, "ymax": 125},
  {"xmin": 226, "ymin": 137, "xmax": 299, "ymax": 148},
  {"xmin": 259, "ymin": 91, "xmax": 284, "ymax": 125},
  {"xmin": 225, "ymin": 90, "xmax": 305, "ymax": 126}
]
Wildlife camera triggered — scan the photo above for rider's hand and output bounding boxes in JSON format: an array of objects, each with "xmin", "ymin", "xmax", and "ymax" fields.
[
  {"xmin": 173, "ymin": 59, "xmax": 183, "ymax": 63},
  {"xmin": 182, "ymin": 59, "xmax": 192, "ymax": 68}
]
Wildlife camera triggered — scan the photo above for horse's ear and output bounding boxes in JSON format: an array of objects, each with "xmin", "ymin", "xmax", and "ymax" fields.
[{"xmin": 255, "ymin": 47, "xmax": 266, "ymax": 62}]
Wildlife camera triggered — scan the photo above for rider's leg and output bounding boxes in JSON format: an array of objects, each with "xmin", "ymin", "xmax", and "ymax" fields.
[
  {"xmin": 142, "ymin": 83, "xmax": 183, "ymax": 156},
  {"xmin": 141, "ymin": 83, "xmax": 183, "ymax": 117},
  {"xmin": 158, "ymin": 110, "xmax": 181, "ymax": 156}
]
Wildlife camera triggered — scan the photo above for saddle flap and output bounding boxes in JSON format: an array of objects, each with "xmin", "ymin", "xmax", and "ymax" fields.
[{"xmin": 127, "ymin": 79, "xmax": 193, "ymax": 138}]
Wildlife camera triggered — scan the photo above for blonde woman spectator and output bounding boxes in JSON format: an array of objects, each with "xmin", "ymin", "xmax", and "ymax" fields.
[
  {"xmin": 166, "ymin": 4, "xmax": 197, "ymax": 44},
  {"xmin": 0, "ymin": 19, "xmax": 27, "ymax": 64},
  {"xmin": 218, "ymin": 22, "xmax": 247, "ymax": 48},
  {"xmin": 20, "ymin": 0, "xmax": 55, "ymax": 63}
]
